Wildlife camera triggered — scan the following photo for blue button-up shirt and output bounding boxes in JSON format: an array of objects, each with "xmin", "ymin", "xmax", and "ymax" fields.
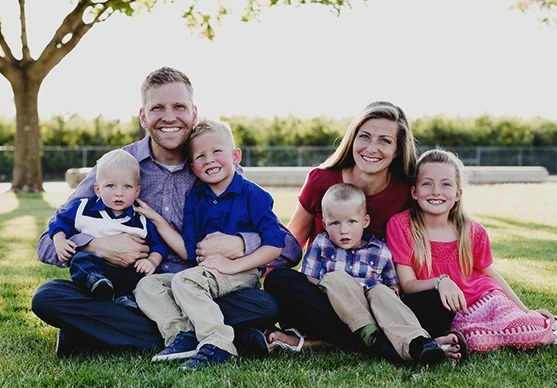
[{"xmin": 183, "ymin": 173, "xmax": 286, "ymax": 262}]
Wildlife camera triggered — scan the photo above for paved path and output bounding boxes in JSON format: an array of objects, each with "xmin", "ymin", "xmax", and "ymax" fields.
[{"xmin": 0, "ymin": 182, "xmax": 73, "ymax": 193}]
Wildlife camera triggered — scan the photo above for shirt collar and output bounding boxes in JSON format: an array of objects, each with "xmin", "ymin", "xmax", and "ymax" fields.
[
  {"xmin": 139, "ymin": 135, "xmax": 189, "ymax": 170},
  {"xmin": 322, "ymin": 231, "xmax": 382, "ymax": 250},
  {"xmin": 199, "ymin": 172, "xmax": 244, "ymax": 198},
  {"xmin": 91, "ymin": 197, "xmax": 134, "ymax": 218}
]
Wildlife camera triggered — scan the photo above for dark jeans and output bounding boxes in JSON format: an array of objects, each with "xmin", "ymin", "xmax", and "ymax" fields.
[
  {"xmin": 264, "ymin": 267, "xmax": 364, "ymax": 352},
  {"xmin": 32, "ymin": 278, "xmax": 279, "ymax": 353},
  {"xmin": 70, "ymin": 251, "xmax": 144, "ymax": 297},
  {"xmin": 401, "ymin": 289, "xmax": 456, "ymax": 338},
  {"xmin": 264, "ymin": 268, "xmax": 455, "ymax": 351}
]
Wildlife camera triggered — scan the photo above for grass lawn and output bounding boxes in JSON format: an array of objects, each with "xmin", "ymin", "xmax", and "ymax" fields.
[{"xmin": 1, "ymin": 183, "xmax": 557, "ymax": 387}]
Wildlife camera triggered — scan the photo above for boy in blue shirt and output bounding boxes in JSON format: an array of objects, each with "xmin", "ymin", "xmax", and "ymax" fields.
[
  {"xmin": 301, "ymin": 183, "xmax": 447, "ymax": 365},
  {"xmin": 135, "ymin": 118, "xmax": 286, "ymax": 370},
  {"xmin": 49, "ymin": 149, "xmax": 167, "ymax": 307}
]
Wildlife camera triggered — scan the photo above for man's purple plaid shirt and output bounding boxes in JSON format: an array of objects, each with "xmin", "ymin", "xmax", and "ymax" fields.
[{"xmin": 36, "ymin": 135, "xmax": 301, "ymax": 273}]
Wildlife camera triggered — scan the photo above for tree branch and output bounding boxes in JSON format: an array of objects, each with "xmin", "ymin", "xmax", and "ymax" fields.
[
  {"xmin": 18, "ymin": 0, "xmax": 31, "ymax": 60},
  {"xmin": 35, "ymin": 0, "xmax": 111, "ymax": 79},
  {"xmin": 0, "ymin": 21, "xmax": 17, "ymax": 64}
]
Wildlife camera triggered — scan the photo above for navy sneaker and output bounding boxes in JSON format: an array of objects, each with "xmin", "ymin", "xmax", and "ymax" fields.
[
  {"xmin": 181, "ymin": 344, "xmax": 234, "ymax": 370},
  {"xmin": 114, "ymin": 295, "xmax": 139, "ymax": 310},
  {"xmin": 90, "ymin": 278, "xmax": 114, "ymax": 300},
  {"xmin": 236, "ymin": 328, "xmax": 269, "ymax": 358},
  {"xmin": 409, "ymin": 336, "xmax": 445, "ymax": 366},
  {"xmin": 56, "ymin": 329, "xmax": 75, "ymax": 358},
  {"xmin": 151, "ymin": 332, "xmax": 199, "ymax": 362}
]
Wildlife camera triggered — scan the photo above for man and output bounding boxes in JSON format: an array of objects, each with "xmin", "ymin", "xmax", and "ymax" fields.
[{"xmin": 32, "ymin": 67, "xmax": 301, "ymax": 357}]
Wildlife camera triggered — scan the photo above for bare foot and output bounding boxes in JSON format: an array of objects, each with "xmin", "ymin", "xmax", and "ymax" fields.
[
  {"xmin": 435, "ymin": 333, "xmax": 462, "ymax": 361},
  {"xmin": 265, "ymin": 328, "xmax": 334, "ymax": 352}
]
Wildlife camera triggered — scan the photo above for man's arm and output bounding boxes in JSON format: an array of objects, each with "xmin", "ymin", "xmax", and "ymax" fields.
[{"xmin": 196, "ymin": 224, "xmax": 302, "ymax": 268}]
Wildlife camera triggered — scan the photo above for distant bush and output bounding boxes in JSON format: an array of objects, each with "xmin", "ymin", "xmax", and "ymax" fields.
[{"xmin": 1, "ymin": 113, "xmax": 557, "ymax": 148}]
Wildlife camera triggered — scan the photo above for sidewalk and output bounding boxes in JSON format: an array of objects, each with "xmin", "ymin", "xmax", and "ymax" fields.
[{"xmin": 0, "ymin": 181, "xmax": 73, "ymax": 193}]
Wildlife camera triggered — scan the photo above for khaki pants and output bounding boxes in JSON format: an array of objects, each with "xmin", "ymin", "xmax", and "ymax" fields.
[
  {"xmin": 135, "ymin": 267, "xmax": 260, "ymax": 355},
  {"xmin": 319, "ymin": 270, "xmax": 428, "ymax": 360}
]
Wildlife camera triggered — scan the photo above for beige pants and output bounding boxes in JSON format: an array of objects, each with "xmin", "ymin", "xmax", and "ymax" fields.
[
  {"xmin": 319, "ymin": 270, "xmax": 429, "ymax": 360},
  {"xmin": 135, "ymin": 267, "xmax": 260, "ymax": 355}
]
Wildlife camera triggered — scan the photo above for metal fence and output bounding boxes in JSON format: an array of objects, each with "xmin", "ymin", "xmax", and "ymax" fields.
[{"xmin": 1, "ymin": 145, "xmax": 557, "ymax": 182}]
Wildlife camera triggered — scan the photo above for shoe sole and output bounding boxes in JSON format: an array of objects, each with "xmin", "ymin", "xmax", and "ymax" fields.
[
  {"xmin": 91, "ymin": 279, "xmax": 114, "ymax": 299},
  {"xmin": 151, "ymin": 350, "xmax": 197, "ymax": 362}
]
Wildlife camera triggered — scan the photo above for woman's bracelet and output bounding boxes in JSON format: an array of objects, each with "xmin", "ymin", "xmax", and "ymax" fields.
[{"xmin": 435, "ymin": 274, "xmax": 450, "ymax": 290}]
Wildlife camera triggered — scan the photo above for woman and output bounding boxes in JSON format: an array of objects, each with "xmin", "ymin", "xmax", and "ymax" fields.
[{"xmin": 264, "ymin": 101, "xmax": 463, "ymax": 361}]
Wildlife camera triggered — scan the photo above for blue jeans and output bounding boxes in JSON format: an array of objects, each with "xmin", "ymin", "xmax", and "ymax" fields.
[
  {"xmin": 31, "ymin": 278, "xmax": 279, "ymax": 353},
  {"xmin": 69, "ymin": 251, "xmax": 144, "ymax": 297}
]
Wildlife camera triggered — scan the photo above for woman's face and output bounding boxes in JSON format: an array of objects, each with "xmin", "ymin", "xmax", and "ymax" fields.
[{"xmin": 352, "ymin": 118, "xmax": 398, "ymax": 176}]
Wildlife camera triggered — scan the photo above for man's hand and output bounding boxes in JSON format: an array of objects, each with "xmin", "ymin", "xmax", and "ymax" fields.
[
  {"xmin": 196, "ymin": 232, "xmax": 245, "ymax": 259},
  {"xmin": 86, "ymin": 234, "xmax": 149, "ymax": 267}
]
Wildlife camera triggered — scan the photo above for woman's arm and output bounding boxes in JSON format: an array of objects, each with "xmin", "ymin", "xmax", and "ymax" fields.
[{"xmin": 287, "ymin": 202, "xmax": 314, "ymax": 249}]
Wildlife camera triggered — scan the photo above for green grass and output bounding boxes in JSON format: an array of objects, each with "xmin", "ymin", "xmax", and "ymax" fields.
[{"xmin": 1, "ymin": 184, "xmax": 557, "ymax": 387}]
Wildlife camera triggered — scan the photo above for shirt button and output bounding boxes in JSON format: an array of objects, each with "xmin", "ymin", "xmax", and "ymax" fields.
[
  {"xmin": 213, "ymin": 200, "xmax": 217, "ymax": 204},
  {"xmin": 349, "ymin": 266, "xmax": 353, "ymax": 270},
  {"xmin": 165, "ymin": 207, "xmax": 169, "ymax": 211},
  {"xmin": 331, "ymin": 255, "xmax": 335, "ymax": 259}
]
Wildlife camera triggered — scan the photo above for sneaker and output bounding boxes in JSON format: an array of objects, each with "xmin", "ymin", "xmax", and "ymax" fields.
[
  {"xmin": 114, "ymin": 295, "xmax": 139, "ymax": 310},
  {"xmin": 181, "ymin": 344, "xmax": 233, "ymax": 370},
  {"xmin": 410, "ymin": 336, "xmax": 445, "ymax": 366},
  {"xmin": 369, "ymin": 330, "xmax": 404, "ymax": 364},
  {"xmin": 235, "ymin": 328, "xmax": 269, "ymax": 358},
  {"xmin": 90, "ymin": 278, "xmax": 114, "ymax": 300},
  {"xmin": 56, "ymin": 329, "xmax": 75, "ymax": 358},
  {"xmin": 151, "ymin": 332, "xmax": 199, "ymax": 362}
]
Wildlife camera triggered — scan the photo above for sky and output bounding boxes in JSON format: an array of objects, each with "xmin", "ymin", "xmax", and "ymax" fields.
[{"xmin": 0, "ymin": 0, "xmax": 556, "ymax": 123}]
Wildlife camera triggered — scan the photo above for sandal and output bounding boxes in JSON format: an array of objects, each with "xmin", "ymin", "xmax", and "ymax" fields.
[
  {"xmin": 264, "ymin": 327, "xmax": 305, "ymax": 352},
  {"xmin": 439, "ymin": 330, "xmax": 469, "ymax": 361}
]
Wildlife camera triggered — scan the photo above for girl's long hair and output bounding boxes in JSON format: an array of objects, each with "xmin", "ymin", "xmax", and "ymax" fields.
[{"xmin": 409, "ymin": 149, "xmax": 473, "ymax": 278}]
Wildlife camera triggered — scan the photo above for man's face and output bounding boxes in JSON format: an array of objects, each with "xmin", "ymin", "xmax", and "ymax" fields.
[{"xmin": 139, "ymin": 81, "xmax": 198, "ymax": 161}]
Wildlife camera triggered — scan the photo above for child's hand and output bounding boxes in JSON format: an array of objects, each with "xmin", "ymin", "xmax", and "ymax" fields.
[
  {"xmin": 438, "ymin": 278, "xmax": 468, "ymax": 314},
  {"xmin": 134, "ymin": 198, "xmax": 163, "ymax": 223},
  {"xmin": 535, "ymin": 308, "xmax": 555, "ymax": 324},
  {"xmin": 389, "ymin": 285, "xmax": 400, "ymax": 298},
  {"xmin": 199, "ymin": 254, "xmax": 238, "ymax": 274},
  {"xmin": 53, "ymin": 233, "xmax": 76, "ymax": 263},
  {"xmin": 135, "ymin": 258, "xmax": 156, "ymax": 275}
]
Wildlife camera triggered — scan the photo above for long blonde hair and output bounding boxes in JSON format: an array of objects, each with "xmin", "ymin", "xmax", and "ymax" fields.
[
  {"xmin": 409, "ymin": 149, "xmax": 473, "ymax": 278},
  {"xmin": 320, "ymin": 101, "xmax": 417, "ymax": 179}
]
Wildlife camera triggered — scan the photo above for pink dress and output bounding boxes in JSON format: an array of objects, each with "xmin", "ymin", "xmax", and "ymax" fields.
[{"xmin": 387, "ymin": 210, "xmax": 554, "ymax": 352}]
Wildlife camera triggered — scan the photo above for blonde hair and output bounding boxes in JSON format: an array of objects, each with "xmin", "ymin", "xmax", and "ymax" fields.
[
  {"xmin": 321, "ymin": 101, "xmax": 417, "ymax": 179},
  {"xmin": 188, "ymin": 118, "xmax": 236, "ymax": 156},
  {"xmin": 322, "ymin": 183, "xmax": 367, "ymax": 220},
  {"xmin": 409, "ymin": 149, "xmax": 473, "ymax": 278},
  {"xmin": 141, "ymin": 67, "xmax": 193, "ymax": 108},
  {"xmin": 96, "ymin": 149, "xmax": 140, "ymax": 183}
]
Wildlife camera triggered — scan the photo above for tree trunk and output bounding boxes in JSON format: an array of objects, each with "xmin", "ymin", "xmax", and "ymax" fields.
[{"xmin": 10, "ymin": 76, "xmax": 44, "ymax": 193}]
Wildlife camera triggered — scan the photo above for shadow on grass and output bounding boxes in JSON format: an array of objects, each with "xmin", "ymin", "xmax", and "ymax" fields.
[{"xmin": 479, "ymin": 214, "xmax": 557, "ymax": 235}]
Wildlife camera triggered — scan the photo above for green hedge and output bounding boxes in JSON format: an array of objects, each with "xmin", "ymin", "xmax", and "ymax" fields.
[{"xmin": 1, "ymin": 113, "xmax": 557, "ymax": 148}]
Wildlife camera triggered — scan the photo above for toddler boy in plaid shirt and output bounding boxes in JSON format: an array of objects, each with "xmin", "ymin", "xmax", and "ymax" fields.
[{"xmin": 300, "ymin": 183, "xmax": 446, "ymax": 365}]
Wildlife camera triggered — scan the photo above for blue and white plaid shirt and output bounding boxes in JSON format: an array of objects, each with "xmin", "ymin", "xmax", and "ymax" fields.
[{"xmin": 300, "ymin": 232, "xmax": 398, "ymax": 288}]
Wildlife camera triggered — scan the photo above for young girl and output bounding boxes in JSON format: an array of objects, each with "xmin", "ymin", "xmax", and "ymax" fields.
[{"xmin": 386, "ymin": 149, "xmax": 556, "ymax": 352}]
